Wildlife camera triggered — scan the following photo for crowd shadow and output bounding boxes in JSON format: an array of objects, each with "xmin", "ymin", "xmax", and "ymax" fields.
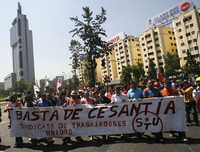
[{"xmin": 10, "ymin": 136, "xmax": 200, "ymax": 152}]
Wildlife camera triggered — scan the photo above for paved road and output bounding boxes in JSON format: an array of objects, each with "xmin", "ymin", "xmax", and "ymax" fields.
[{"xmin": 1, "ymin": 105, "xmax": 200, "ymax": 152}]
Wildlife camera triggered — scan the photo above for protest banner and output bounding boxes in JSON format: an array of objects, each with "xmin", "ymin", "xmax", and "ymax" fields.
[{"xmin": 10, "ymin": 96, "xmax": 187, "ymax": 138}]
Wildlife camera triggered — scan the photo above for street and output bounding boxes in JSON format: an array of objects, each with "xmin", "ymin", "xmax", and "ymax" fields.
[{"xmin": 1, "ymin": 104, "xmax": 200, "ymax": 152}]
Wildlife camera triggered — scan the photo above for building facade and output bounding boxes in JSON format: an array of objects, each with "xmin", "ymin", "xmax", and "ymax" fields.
[
  {"xmin": 0, "ymin": 82, "xmax": 4, "ymax": 90},
  {"xmin": 4, "ymin": 73, "xmax": 16, "ymax": 90},
  {"xmin": 139, "ymin": 26, "xmax": 177, "ymax": 74},
  {"xmin": 173, "ymin": 8, "xmax": 200, "ymax": 67},
  {"xmin": 10, "ymin": 3, "xmax": 35, "ymax": 84},
  {"xmin": 99, "ymin": 33, "xmax": 143, "ymax": 83}
]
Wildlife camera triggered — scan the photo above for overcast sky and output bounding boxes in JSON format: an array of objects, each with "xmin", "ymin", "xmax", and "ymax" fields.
[{"xmin": 0, "ymin": 0, "xmax": 199, "ymax": 82}]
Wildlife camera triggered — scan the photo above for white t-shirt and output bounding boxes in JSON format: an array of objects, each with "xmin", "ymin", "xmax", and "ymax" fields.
[{"xmin": 111, "ymin": 94, "xmax": 128, "ymax": 103}]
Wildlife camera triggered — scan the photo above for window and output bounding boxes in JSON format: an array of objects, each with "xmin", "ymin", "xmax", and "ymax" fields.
[
  {"xmin": 186, "ymin": 33, "xmax": 191, "ymax": 37},
  {"xmin": 157, "ymin": 50, "xmax": 161, "ymax": 53},
  {"xmin": 194, "ymin": 46, "xmax": 199, "ymax": 50},
  {"xmin": 176, "ymin": 21, "xmax": 181, "ymax": 26},
  {"xmin": 147, "ymin": 40, "xmax": 152, "ymax": 44},
  {"xmin": 188, "ymin": 40, "xmax": 192, "ymax": 44},
  {"xmin": 132, "ymin": 39, "xmax": 134, "ymax": 41},
  {"xmin": 178, "ymin": 28, "xmax": 182, "ymax": 32},
  {"xmin": 147, "ymin": 46, "xmax": 153, "ymax": 50},
  {"xmin": 119, "ymin": 46, "xmax": 123, "ymax": 50},
  {"xmin": 155, "ymin": 38, "xmax": 159, "ymax": 41},
  {"xmin": 191, "ymin": 31, "xmax": 195, "ymax": 35},
  {"xmin": 18, "ymin": 19, "xmax": 21, "ymax": 36},
  {"xmin": 186, "ymin": 25, "xmax": 189, "ymax": 29},
  {"xmin": 142, "ymin": 43, "xmax": 145, "ymax": 46},
  {"xmin": 181, "ymin": 42, "xmax": 185, "ymax": 46},
  {"xmin": 168, "ymin": 31, "xmax": 171, "ymax": 34},
  {"xmin": 171, "ymin": 43, "xmax": 174, "ymax": 46},
  {"xmin": 179, "ymin": 35, "xmax": 183, "ymax": 39},
  {"xmin": 190, "ymin": 24, "xmax": 194, "ymax": 27},
  {"xmin": 169, "ymin": 37, "xmax": 172, "ymax": 40},
  {"xmin": 156, "ymin": 44, "xmax": 160, "ymax": 47},
  {"xmin": 183, "ymin": 15, "xmax": 192, "ymax": 22},
  {"xmin": 182, "ymin": 50, "xmax": 186, "ymax": 54},
  {"xmin": 20, "ymin": 71, "xmax": 23, "ymax": 77},
  {"xmin": 193, "ymin": 39, "xmax": 197, "ymax": 42},
  {"xmin": 19, "ymin": 51, "xmax": 23, "ymax": 68}
]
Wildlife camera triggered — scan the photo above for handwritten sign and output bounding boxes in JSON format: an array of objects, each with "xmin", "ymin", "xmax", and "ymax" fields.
[{"xmin": 10, "ymin": 96, "xmax": 187, "ymax": 138}]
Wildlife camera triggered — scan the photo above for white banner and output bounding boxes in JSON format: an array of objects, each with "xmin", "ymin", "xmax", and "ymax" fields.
[{"xmin": 10, "ymin": 96, "xmax": 187, "ymax": 138}]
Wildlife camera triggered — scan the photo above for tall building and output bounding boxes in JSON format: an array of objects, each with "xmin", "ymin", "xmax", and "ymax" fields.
[
  {"xmin": 139, "ymin": 26, "xmax": 177, "ymax": 74},
  {"xmin": 10, "ymin": 3, "xmax": 35, "ymax": 84},
  {"xmin": 173, "ymin": 7, "xmax": 200, "ymax": 67},
  {"xmin": 100, "ymin": 33, "xmax": 143, "ymax": 83},
  {"xmin": 4, "ymin": 73, "xmax": 16, "ymax": 90}
]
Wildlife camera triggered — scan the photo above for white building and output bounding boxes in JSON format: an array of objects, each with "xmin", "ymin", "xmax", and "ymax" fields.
[
  {"xmin": 4, "ymin": 73, "xmax": 16, "ymax": 90},
  {"xmin": 10, "ymin": 3, "xmax": 35, "ymax": 84},
  {"xmin": 172, "ymin": 7, "xmax": 200, "ymax": 67}
]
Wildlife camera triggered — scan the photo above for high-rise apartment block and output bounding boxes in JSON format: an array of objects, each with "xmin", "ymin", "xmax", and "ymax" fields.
[
  {"xmin": 10, "ymin": 3, "xmax": 35, "ymax": 84},
  {"xmin": 173, "ymin": 8, "xmax": 200, "ymax": 67},
  {"xmin": 139, "ymin": 26, "xmax": 177, "ymax": 74},
  {"xmin": 100, "ymin": 33, "xmax": 143, "ymax": 83}
]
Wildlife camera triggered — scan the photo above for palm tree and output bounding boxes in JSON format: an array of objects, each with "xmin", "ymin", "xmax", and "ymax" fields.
[{"xmin": 70, "ymin": 7, "xmax": 110, "ymax": 87}]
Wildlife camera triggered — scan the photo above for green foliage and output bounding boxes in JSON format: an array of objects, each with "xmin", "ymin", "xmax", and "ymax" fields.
[
  {"xmin": 164, "ymin": 53, "xmax": 180, "ymax": 77},
  {"xmin": 14, "ymin": 80, "xmax": 33, "ymax": 93},
  {"xmin": 121, "ymin": 64, "xmax": 145, "ymax": 85},
  {"xmin": 148, "ymin": 59, "xmax": 157, "ymax": 79},
  {"xmin": 70, "ymin": 7, "xmax": 110, "ymax": 87},
  {"xmin": 69, "ymin": 39, "xmax": 82, "ymax": 76},
  {"xmin": 183, "ymin": 50, "xmax": 200, "ymax": 75}
]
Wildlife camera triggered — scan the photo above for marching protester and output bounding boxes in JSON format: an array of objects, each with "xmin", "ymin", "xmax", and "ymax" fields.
[
  {"xmin": 160, "ymin": 81, "xmax": 188, "ymax": 142},
  {"xmin": 62, "ymin": 90, "xmax": 84, "ymax": 145},
  {"xmin": 193, "ymin": 77, "xmax": 200, "ymax": 113},
  {"xmin": 6, "ymin": 75, "xmax": 200, "ymax": 147},
  {"xmin": 128, "ymin": 82, "xmax": 143, "ymax": 101},
  {"xmin": 182, "ymin": 81, "xmax": 199, "ymax": 126},
  {"xmin": 4, "ymin": 95, "xmax": 23, "ymax": 147},
  {"xmin": 143, "ymin": 80, "xmax": 164, "ymax": 143},
  {"xmin": 111, "ymin": 87, "xmax": 128, "ymax": 103},
  {"xmin": 37, "ymin": 94, "xmax": 55, "ymax": 145}
]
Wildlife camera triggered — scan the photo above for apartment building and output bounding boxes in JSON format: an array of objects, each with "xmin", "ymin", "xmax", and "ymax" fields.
[
  {"xmin": 99, "ymin": 33, "xmax": 143, "ymax": 83},
  {"xmin": 139, "ymin": 26, "xmax": 177, "ymax": 74},
  {"xmin": 173, "ymin": 8, "xmax": 200, "ymax": 67}
]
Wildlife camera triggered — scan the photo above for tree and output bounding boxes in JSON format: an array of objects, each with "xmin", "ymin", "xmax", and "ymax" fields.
[
  {"xmin": 70, "ymin": 7, "xmax": 111, "ymax": 87},
  {"xmin": 14, "ymin": 80, "xmax": 33, "ymax": 93},
  {"xmin": 183, "ymin": 50, "xmax": 200, "ymax": 76},
  {"xmin": 132, "ymin": 63, "xmax": 145, "ymax": 82},
  {"xmin": 164, "ymin": 53, "xmax": 180, "ymax": 77},
  {"xmin": 69, "ymin": 39, "xmax": 82, "ymax": 77},
  {"xmin": 121, "ymin": 65, "xmax": 133, "ymax": 86},
  {"xmin": 148, "ymin": 59, "xmax": 157, "ymax": 79},
  {"xmin": 120, "ymin": 64, "xmax": 145, "ymax": 85}
]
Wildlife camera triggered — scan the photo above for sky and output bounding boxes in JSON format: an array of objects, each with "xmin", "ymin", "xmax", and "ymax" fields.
[{"xmin": 0, "ymin": 0, "xmax": 200, "ymax": 82}]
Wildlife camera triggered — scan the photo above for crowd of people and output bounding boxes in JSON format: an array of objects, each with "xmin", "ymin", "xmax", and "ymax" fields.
[{"xmin": 1, "ymin": 77, "xmax": 200, "ymax": 147}]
